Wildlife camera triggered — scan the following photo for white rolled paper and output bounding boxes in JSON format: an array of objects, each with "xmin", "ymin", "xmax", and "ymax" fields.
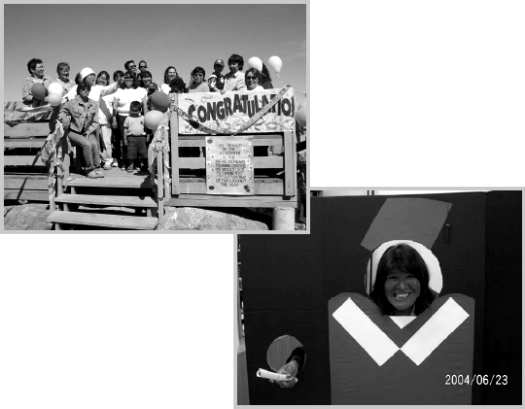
[{"xmin": 256, "ymin": 368, "xmax": 294, "ymax": 382}]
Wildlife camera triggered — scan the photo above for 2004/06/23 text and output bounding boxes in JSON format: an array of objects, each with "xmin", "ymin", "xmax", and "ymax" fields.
[{"xmin": 445, "ymin": 374, "xmax": 508, "ymax": 386}]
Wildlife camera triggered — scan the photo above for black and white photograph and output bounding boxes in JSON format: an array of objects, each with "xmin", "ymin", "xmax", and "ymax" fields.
[
  {"xmin": 3, "ymin": 2, "xmax": 307, "ymax": 231},
  {"xmin": 236, "ymin": 188, "xmax": 522, "ymax": 405}
]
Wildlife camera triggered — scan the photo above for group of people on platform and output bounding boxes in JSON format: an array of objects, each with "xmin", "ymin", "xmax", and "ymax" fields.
[{"xmin": 21, "ymin": 55, "xmax": 275, "ymax": 178}]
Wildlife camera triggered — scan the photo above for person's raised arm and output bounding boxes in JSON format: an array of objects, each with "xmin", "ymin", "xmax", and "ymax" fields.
[{"xmin": 99, "ymin": 80, "xmax": 119, "ymax": 97}]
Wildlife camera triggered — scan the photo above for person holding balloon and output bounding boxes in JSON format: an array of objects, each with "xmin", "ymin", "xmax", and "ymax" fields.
[
  {"xmin": 58, "ymin": 81, "xmax": 103, "ymax": 178},
  {"xmin": 208, "ymin": 58, "xmax": 226, "ymax": 92},
  {"xmin": 22, "ymin": 58, "xmax": 50, "ymax": 108}
]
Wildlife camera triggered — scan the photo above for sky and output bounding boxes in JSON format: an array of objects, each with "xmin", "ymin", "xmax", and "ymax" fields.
[{"xmin": 4, "ymin": 3, "xmax": 306, "ymax": 104}]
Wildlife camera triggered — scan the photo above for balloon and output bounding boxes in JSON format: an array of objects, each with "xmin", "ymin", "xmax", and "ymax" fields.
[
  {"xmin": 31, "ymin": 83, "xmax": 47, "ymax": 101},
  {"xmin": 267, "ymin": 56, "xmax": 283, "ymax": 73},
  {"xmin": 145, "ymin": 110, "xmax": 164, "ymax": 131},
  {"xmin": 48, "ymin": 82, "xmax": 64, "ymax": 96},
  {"xmin": 247, "ymin": 56, "xmax": 263, "ymax": 72},
  {"xmin": 150, "ymin": 91, "xmax": 170, "ymax": 113},
  {"xmin": 48, "ymin": 92, "xmax": 62, "ymax": 107}
]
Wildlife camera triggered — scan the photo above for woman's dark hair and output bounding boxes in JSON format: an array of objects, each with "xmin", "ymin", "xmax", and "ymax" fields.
[
  {"xmin": 191, "ymin": 66, "xmax": 205, "ymax": 77},
  {"xmin": 370, "ymin": 244, "xmax": 435, "ymax": 315},
  {"xmin": 124, "ymin": 60, "xmax": 135, "ymax": 71},
  {"xmin": 228, "ymin": 54, "xmax": 244, "ymax": 70},
  {"xmin": 169, "ymin": 77, "xmax": 187, "ymax": 93},
  {"xmin": 113, "ymin": 70, "xmax": 124, "ymax": 81},
  {"xmin": 163, "ymin": 66, "xmax": 178, "ymax": 84},
  {"xmin": 27, "ymin": 58, "xmax": 43, "ymax": 74},
  {"xmin": 96, "ymin": 70, "xmax": 110, "ymax": 83},
  {"xmin": 77, "ymin": 81, "xmax": 90, "ymax": 94}
]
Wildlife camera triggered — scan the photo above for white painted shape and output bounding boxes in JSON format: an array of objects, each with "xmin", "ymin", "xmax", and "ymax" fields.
[
  {"xmin": 389, "ymin": 315, "xmax": 416, "ymax": 329},
  {"xmin": 332, "ymin": 298, "xmax": 399, "ymax": 366},
  {"xmin": 400, "ymin": 298, "xmax": 469, "ymax": 366}
]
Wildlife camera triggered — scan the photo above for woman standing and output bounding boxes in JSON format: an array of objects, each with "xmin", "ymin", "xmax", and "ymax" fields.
[{"xmin": 112, "ymin": 72, "xmax": 147, "ymax": 168}]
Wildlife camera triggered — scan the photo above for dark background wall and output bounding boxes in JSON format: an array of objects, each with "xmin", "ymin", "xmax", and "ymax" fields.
[{"xmin": 239, "ymin": 191, "xmax": 521, "ymax": 405}]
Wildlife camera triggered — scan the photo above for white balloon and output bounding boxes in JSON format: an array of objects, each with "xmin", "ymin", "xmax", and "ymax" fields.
[
  {"xmin": 48, "ymin": 92, "xmax": 62, "ymax": 107},
  {"xmin": 48, "ymin": 82, "xmax": 64, "ymax": 96},
  {"xmin": 267, "ymin": 56, "xmax": 283, "ymax": 73},
  {"xmin": 145, "ymin": 110, "xmax": 164, "ymax": 131},
  {"xmin": 247, "ymin": 56, "xmax": 263, "ymax": 72}
]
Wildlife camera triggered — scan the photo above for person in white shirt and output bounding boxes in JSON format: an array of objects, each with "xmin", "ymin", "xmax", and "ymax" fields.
[
  {"xmin": 111, "ymin": 72, "xmax": 147, "ymax": 168},
  {"xmin": 223, "ymin": 54, "xmax": 246, "ymax": 92},
  {"xmin": 95, "ymin": 71, "xmax": 118, "ymax": 168}
]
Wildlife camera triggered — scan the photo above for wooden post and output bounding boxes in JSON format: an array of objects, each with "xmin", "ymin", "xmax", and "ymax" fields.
[
  {"xmin": 272, "ymin": 207, "xmax": 295, "ymax": 230},
  {"xmin": 157, "ymin": 144, "xmax": 164, "ymax": 219},
  {"xmin": 170, "ymin": 93, "xmax": 180, "ymax": 195},
  {"xmin": 283, "ymin": 131, "xmax": 296, "ymax": 198}
]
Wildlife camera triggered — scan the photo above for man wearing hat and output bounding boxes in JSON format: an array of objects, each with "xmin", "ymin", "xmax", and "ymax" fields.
[{"xmin": 208, "ymin": 58, "xmax": 226, "ymax": 92}]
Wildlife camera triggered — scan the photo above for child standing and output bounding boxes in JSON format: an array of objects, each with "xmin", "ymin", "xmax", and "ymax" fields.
[{"xmin": 123, "ymin": 101, "xmax": 147, "ymax": 173}]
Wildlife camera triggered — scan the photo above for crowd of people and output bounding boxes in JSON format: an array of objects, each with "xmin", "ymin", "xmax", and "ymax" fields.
[{"xmin": 21, "ymin": 55, "xmax": 275, "ymax": 178}]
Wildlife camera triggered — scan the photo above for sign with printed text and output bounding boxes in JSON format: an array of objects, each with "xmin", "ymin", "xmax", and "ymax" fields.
[
  {"xmin": 205, "ymin": 136, "xmax": 254, "ymax": 195},
  {"xmin": 178, "ymin": 89, "xmax": 296, "ymax": 134}
]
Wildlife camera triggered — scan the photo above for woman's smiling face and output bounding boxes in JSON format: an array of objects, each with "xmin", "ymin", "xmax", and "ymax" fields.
[{"xmin": 384, "ymin": 270, "xmax": 421, "ymax": 314}]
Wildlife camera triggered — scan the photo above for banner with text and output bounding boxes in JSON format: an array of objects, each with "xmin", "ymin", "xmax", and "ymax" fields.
[{"xmin": 178, "ymin": 88, "xmax": 295, "ymax": 134}]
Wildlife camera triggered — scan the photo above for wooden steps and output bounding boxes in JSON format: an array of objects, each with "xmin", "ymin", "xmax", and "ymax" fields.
[
  {"xmin": 55, "ymin": 194, "xmax": 157, "ymax": 208},
  {"xmin": 47, "ymin": 211, "xmax": 158, "ymax": 230},
  {"xmin": 49, "ymin": 170, "xmax": 160, "ymax": 230}
]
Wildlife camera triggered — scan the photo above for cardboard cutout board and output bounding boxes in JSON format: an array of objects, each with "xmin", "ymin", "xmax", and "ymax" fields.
[{"xmin": 329, "ymin": 293, "xmax": 475, "ymax": 404}]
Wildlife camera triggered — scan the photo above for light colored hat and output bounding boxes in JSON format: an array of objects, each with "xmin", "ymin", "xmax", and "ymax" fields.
[
  {"xmin": 79, "ymin": 67, "xmax": 96, "ymax": 81},
  {"xmin": 365, "ymin": 240, "xmax": 443, "ymax": 295}
]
